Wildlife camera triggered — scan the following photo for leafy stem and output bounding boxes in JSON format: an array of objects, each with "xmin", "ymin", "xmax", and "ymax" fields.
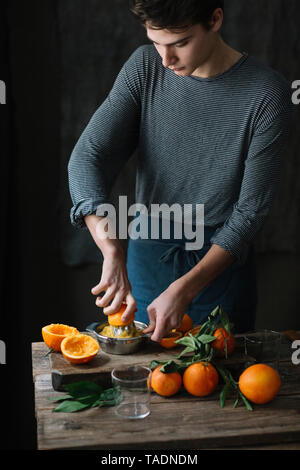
[
  {"xmin": 48, "ymin": 380, "xmax": 122, "ymax": 413},
  {"xmin": 150, "ymin": 305, "xmax": 253, "ymax": 411}
]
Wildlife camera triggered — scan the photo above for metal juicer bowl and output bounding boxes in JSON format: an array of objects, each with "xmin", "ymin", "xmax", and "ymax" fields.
[{"xmin": 86, "ymin": 321, "xmax": 150, "ymax": 355}]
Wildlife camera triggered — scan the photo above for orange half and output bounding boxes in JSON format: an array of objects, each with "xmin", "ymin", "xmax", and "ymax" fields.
[
  {"xmin": 108, "ymin": 304, "xmax": 136, "ymax": 327},
  {"xmin": 42, "ymin": 323, "xmax": 79, "ymax": 352},
  {"xmin": 61, "ymin": 333, "xmax": 100, "ymax": 364},
  {"xmin": 160, "ymin": 331, "xmax": 183, "ymax": 349},
  {"xmin": 176, "ymin": 313, "xmax": 193, "ymax": 333},
  {"xmin": 184, "ymin": 325, "xmax": 202, "ymax": 337}
]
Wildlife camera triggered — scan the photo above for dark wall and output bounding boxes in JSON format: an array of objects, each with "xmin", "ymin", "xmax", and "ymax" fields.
[{"xmin": 3, "ymin": 0, "xmax": 300, "ymax": 449}]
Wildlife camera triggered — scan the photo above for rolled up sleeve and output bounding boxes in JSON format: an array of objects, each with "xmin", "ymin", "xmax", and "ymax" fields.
[
  {"xmin": 210, "ymin": 99, "xmax": 292, "ymax": 264},
  {"xmin": 67, "ymin": 48, "xmax": 143, "ymax": 229}
]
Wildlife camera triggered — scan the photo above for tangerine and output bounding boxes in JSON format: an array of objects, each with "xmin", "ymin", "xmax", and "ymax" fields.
[
  {"xmin": 176, "ymin": 313, "xmax": 193, "ymax": 333},
  {"xmin": 160, "ymin": 331, "xmax": 183, "ymax": 349},
  {"xmin": 150, "ymin": 365, "xmax": 182, "ymax": 397},
  {"xmin": 238, "ymin": 363, "xmax": 281, "ymax": 404},
  {"xmin": 41, "ymin": 323, "xmax": 79, "ymax": 352},
  {"xmin": 212, "ymin": 327, "xmax": 235, "ymax": 357},
  {"xmin": 61, "ymin": 333, "xmax": 100, "ymax": 364},
  {"xmin": 108, "ymin": 304, "xmax": 135, "ymax": 327},
  {"xmin": 183, "ymin": 362, "xmax": 219, "ymax": 397}
]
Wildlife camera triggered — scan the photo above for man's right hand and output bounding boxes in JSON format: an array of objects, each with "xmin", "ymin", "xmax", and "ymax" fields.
[
  {"xmin": 91, "ymin": 250, "xmax": 137, "ymax": 322},
  {"xmin": 84, "ymin": 214, "xmax": 136, "ymax": 323}
]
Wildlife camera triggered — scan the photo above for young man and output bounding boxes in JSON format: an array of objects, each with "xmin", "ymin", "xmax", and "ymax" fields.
[{"xmin": 68, "ymin": 0, "xmax": 292, "ymax": 342}]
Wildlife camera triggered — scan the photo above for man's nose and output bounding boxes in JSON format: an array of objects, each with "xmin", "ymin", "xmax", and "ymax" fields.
[{"xmin": 161, "ymin": 48, "xmax": 177, "ymax": 68}]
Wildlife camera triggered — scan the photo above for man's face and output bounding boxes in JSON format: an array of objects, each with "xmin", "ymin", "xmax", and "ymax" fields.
[{"xmin": 146, "ymin": 22, "xmax": 218, "ymax": 77}]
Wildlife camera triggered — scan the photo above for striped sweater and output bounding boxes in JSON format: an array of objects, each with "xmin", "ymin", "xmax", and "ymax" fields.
[{"xmin": 67, "ymin": 45, "xmax": 292, "ymax": 263}]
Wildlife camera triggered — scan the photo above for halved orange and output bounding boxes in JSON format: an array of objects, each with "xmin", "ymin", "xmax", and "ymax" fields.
[
  {"xmin": 61, "ymin": 333, "xmax": 100, "ymax": 364},
  {"xmin": 160, "ymin": 331, "xmax": 183, "ymax": 349},
  {"xmin": 176, "ymin": 313, "xmax": 193, "ymax": 333},
  {"xmin": 41, "ymin": 323, "xmax": 79, "ymax": 352},
  {"xmin": 184, "ymin": 325, "xmax": 202, "ymax": 337},
  {"xmin": 108, "ymin": 304, "xmax": 136, "ymax": 327}
]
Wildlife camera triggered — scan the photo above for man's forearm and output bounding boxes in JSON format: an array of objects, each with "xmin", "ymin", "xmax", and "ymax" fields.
[
  {"xmin": 84, "ymin": 214, "xmax": 124, "ymax": 258},
  {"xmin": 172, "ymin": 244, "xmax": 235, "ymax": 304}
]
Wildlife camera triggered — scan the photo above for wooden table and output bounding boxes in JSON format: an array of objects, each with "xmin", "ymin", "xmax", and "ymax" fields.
[{"xmin": 32, "ymin": 336, "xmax": 300, "ymax": 450}]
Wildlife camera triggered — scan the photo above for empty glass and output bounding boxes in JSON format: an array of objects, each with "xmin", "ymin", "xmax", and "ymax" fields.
[
  {"xmin": 244, "ymin": 329, "xmax": 282, "ymax": 371},
  {"xmin": 111, "ymin": 365, "xmax": 151, "ymax": 419}
]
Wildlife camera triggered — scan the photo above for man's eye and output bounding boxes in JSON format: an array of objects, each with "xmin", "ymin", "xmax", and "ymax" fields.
[{"xmin": 176, "ymin": 42, "xmax": 188, "ymax": 48}]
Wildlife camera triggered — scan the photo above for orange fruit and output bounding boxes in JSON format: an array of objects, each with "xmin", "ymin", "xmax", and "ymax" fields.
[
  {"xmin": 160, "ymin": 331, "xmax": 183, "ymax": 349},
  {"xmin": 176, "ymin": 313, "xmax": 193, "ymax": 333},
  {"xmin": 41, "ymin": 323, "xmax": 79, "ymax": 352},
  {"xmin": 183, "ymin": 362, "xmax": 219, "ymax": 397},
  {"xmin": 184, "ymin": 325, "xmax": 202, "ymax": 337},
  {"xmin": 61, "ymin": 333, "xmax": 100, "ymax": 364},
  {"xmin": 108, "ymin": 304, "xmax": 135, "ymax": 327},
  {"xmin": 150, "ymin": 365, "xmax": 182, "ymax": 397},
  {"xmin": 238, "ymin": 363, "xmax": 281, "ymax": 404},
  {"xmin": 212, "ymin": 327, "xmax": 235, "ymax": 357}
]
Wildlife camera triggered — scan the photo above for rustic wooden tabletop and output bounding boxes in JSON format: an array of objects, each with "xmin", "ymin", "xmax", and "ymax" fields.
[{"xmin": 31, "ymin": 336, "xmax": 300, "ymax": 450}]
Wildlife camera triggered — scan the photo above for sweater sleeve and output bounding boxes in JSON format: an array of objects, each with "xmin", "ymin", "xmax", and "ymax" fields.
[
  {"xmin": 67, "ymin": 47, "xmax": 144, "ymax": 229},
  {"xmin": 210, "ymin": 86, "xmax": 292, "ymax": 264}
]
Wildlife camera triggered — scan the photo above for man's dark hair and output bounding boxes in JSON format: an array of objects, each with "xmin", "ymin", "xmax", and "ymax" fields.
[{"xmin": 129, "ymin": 0, "xmax": 224, "ymax": 31}]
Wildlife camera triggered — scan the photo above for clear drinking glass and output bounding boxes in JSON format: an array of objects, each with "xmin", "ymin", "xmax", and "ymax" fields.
[
  {"xmin": 244, "ymin": 329, "xmax": 282, "ymax": 371},
  {"xmin": 111, "ymin": 365, "xmax": 151, "ymax": 419}
]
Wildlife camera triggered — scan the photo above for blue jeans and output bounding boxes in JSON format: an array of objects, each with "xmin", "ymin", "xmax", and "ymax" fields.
[{"xmin": 126, "ymin": 225, "xmax": 257, "ymax": 334}]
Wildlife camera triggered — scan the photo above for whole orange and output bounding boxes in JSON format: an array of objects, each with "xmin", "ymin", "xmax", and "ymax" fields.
[
  {"xmin": 239, "ymin": 363, "xmax": 281, "ymax": 404},
  {"xmin": 212, "ymin": 327, "xmax": 235, "ymax": 357},
  {"xmin": 176, "ymin": 313, "xmax": 193, "ymax": 333},
  {"xmin": 150, "ymin": 366, "xmax": 182, "ymax": 397},
  {"xmin": 183, "ymin": 362, "xmax": 219, "ymax": 397}
]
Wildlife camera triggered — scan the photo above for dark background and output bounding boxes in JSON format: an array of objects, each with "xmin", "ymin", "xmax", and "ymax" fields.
[{"xmin": 1, "ymin": 0, "xmax": 299, "ymax": 450}]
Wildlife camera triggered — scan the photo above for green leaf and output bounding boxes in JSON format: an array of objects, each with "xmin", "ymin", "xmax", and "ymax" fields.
[
  {"xmin": 97, "ymin": 399, "xmax": 119, "ymax": 407},
  {"xmin": 239, "ymin": 392, "xmax": 253, "ymax": 411},
  {"xmin": 175, "ymin": 336, "xmax": 198, "ymax": 349},
  {"xmin": 220, "ymin": 382, "xmax": 231, "ymax": 408},
  {"xmin": 48, "ymin": 394, "xmax": 73, "ymax": 402},
  {"xmin": 233, "ymin": 398, "xmax": 239, "ymax": 408},
  {"xmin": 64, "ymin": 381, "xmax": 103, "ymax": 398},
  {"xmin": 100, "ymin": 386, "xmax": 121, "ymax": 401},
  {"xmin": 53, "ymin": 400, "xmax": 91, "ymax": 413},
  {"xmin": 209, "ymin": 305, "xmax": 221, "ymax": 320},
  {"xmin": 75, "ymin": 394, "xmax": 100, "ymax": 405},
  {"xmin": 150, "ymin": 360, "xmax": 169, "ymax": 370},
  {"xmin": 219, "ymin": 306, "xmax": 231, "ymax": 335},
  {"xmin": 176, "ymin": 346, "xmax": 197, "ymax": 359},
  {"xmin": 198, "ymin": 334, "xmax": 216, "ymax": 344},
  {"xmin": 159, "ymin": 360, "xmax": 180, "ymax": 373}
]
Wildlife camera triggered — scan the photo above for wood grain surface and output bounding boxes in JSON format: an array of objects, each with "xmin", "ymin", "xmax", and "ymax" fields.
[{"xmin": 32, "ymin": 335, "xmax": 300, "ymax": 450}]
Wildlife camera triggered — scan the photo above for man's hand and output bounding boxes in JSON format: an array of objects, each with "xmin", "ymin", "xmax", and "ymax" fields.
[
  {"xmin": 84, "ymin": 214, "xmax": 136, "ymax": 322},
  {"xmin": 91, "ymin": 250, "xmax": 137, "ymax": 321},
  {"xmin": 143, "ymin": 283, "xmax": 189, "ymax": 342},
  {"xmin": 143, "ymin": 244, "xmax": 234, "ymax": 342}
]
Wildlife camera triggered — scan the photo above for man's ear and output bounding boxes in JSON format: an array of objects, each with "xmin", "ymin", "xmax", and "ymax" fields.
[{"xmin": 209, "ymin": 8, "xmax": 223, "ymax": 33}]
